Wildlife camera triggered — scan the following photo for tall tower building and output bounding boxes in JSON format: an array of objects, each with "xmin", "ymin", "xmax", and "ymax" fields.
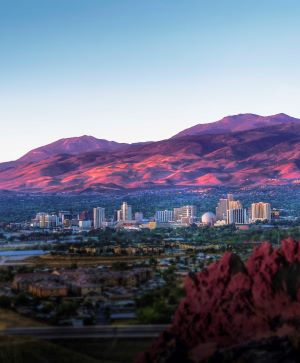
[
  {"xmin": 173, "ymin": 205, "xmax": 196, "ymax": 223},
  {"xmin": 59, "ymin": 211, "xmax": 72, "ymax": 226},
  {"xmin": 216, "ymin": 193, "xmax": 243, "ymax": 223},
  {"xmin": 93, "ymin": 207, "xmax": 105, "ymax": 229},
  {"xmin": 155, "ymin": 210, "xmax": 174, "ymax": 223},
  {"xmin": 45, "ymin": 214, "xmax": 59, "ymax": 228},
  {"xmin": 216, "ymin": 199, "xmax": 228, "ymax": 221},
  {"xmin": 229, "ymin": 200, "xmax": 243, "ymax": 209},
  {"xmin": 116, "ymin": 209, "xmax": 122, "ymax": 222},
  {"xmin": 227, "ymin": 208, "xmax": 248, "ymax": 225},
  {"xmin": 117, "ymin": 202, "xmax": 132, "ymax": 222},
  {"xmin": 35, "ymin": 212, "xmax": 47, "ymax": 228},
  {"xmin": 251, "ymin": 202, "xmax": 271, "ymax": 222},
  {"xmin": 227, "ymin": 193, "xmax": 234, "ymax": 202}
]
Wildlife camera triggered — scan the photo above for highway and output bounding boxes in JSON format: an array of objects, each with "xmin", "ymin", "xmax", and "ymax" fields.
[{"xmin": 0, "ymin": 325, "xmax": 169, "ymax": 339}]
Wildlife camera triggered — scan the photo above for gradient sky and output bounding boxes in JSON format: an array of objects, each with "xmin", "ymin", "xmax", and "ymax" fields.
[{"xmin": 1, "ymin": 0, "xmax": 300, "ymax": 161}]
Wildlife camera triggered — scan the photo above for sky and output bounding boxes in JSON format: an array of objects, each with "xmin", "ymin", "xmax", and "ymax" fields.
[{"xmin": 1, "ymin": 0, "xmax": 300, "ymax": 161}]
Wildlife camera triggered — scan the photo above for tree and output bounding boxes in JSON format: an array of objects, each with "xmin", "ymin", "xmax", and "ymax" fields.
[
  {"xmin": 14, "ymin": 292, "xmax": 30, "ymax": 306},
  {"xmin": 57, "ymin": 301, "xmax": 78, "ymax": 317},
  {"xmin": 0, "ymin": 296, "xmax": 12, "ymax": 308},
  {"xmin": 111, "ymin": 262, "xmax": 128, "ymax": 271},
  {"xmin": 149, "ymin": 257, "xmax": 158, "ymax": 268}
]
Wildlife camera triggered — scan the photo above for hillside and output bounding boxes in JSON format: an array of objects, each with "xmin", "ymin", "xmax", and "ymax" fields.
[
  {"xmin": 1, "ymin": 114, "xmax": 300, "ymax": 192},
  {"xmin": 19, "ymin": 135, "xmax": 128, "ymax": 163},
  {"xmin": 172, "ymin": 113, "xmax": 300, "ymax": 138}
]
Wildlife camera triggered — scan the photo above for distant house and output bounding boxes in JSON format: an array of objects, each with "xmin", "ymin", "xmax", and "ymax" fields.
[
  {"xmin": 29, "ymin": 281, "xmax": 68, "ymax": 298},
  {"xmin": 12, "ymin": 267, "xmax": 154, "ymax": 298}
]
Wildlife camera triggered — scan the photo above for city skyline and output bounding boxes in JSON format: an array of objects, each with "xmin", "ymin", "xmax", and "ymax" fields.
[
  {"xmin": 1, "ymin": 0, "xmax": 300, "ymax": 161},
  {"xmin": 29, "ymin": 194, "xmax": 275, "ymax": 230},
  {"xmin": 1, "ymin": 2, "xmax": 300, "ymax": 361}
]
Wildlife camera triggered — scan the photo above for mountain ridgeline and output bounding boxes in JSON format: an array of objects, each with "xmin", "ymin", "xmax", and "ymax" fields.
[{"xmin": 1, "ymin": 113, "xmax": 300, "ymax": 193}]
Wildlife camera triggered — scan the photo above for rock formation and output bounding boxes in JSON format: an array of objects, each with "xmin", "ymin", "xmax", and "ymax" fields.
[{"xmin": 137, "ymin": 239, "xmax": 300, "ymax": 362}]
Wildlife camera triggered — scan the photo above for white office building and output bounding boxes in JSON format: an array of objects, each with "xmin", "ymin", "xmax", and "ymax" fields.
[
  {"xmin": 93, "ymin": 207, "xmax": 106, "ymax": 229},
  {"xmin": 155, "ymin": 210, "xmax": 174, "ymax": 223},
  {"xmin": 227, "ymin": 208, "xmax": 248, "ymax": 225}
]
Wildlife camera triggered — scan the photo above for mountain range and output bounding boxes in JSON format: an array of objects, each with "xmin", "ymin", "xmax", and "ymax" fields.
[{"xmin": 1, "ymin": 113, "xmax": 300, "ymax": 193}]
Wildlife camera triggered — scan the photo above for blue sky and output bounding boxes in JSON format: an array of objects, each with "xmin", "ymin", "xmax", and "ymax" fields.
[{"xmin": 1, "ymin": 0, "xmax": 300, "ymax": 161}]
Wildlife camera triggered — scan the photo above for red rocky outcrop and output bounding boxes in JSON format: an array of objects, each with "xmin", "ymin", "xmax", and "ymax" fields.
[{"xmin": 137, "ymin": 239, "xmax": 300, "ymax": 363}]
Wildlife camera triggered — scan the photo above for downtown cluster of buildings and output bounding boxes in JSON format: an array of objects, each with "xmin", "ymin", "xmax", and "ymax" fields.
[
  {"xmin": 31, "ymin": 202, "xmax": 198, "ymax": 230},
  {"xmin": 215, "ymin": 193, "xmax": 273, "ymax": 226},
  {"xmin": 30, "ymin": 196, "xmax": 277, "ymax": 231}
]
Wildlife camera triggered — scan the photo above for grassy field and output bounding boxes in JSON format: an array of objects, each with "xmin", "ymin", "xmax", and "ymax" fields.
[
  {"xmin": 57, "ymin": 338, "xmax": 152, "ymax": 363},
  {"xmin": 0, "ymin": 337, "xmax": 152, "ymax": 363},
  {"xmin": 0, "ymin": 337, "xmax": 99, "ymax": 363},
  {"xmin": 0, "ymin": 309, "xmax": 151, "ymax": 362},
  {"xmin": 0, "ymin": 308, "xmax": 45, "ymax": 330}
]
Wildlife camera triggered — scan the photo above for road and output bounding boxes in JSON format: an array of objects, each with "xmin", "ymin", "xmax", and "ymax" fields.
[{"xmin": 0, "ymin": 325, "xmax": 169, "ymax": 339}]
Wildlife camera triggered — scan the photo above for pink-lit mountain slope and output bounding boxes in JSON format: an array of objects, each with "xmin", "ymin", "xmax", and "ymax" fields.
[
  {"xmin": 172, "ymin": 113, "xmax": 300, "ymax": 138},
  {"xmin": 1, "ymin": 114, "xmax": 300, "ymax": 192},
  {"xmin": 19, "ymin": 135, "xmax": 129, "ymax": 163}
]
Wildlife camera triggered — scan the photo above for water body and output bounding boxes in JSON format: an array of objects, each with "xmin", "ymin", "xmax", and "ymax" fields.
[
  {"xmin": 0, "ymin": 249, "xmax": 46, "ymax": 264},
  {"xmin": 0, "ymin": 250, "xmax": 45, "ymax": 257}
]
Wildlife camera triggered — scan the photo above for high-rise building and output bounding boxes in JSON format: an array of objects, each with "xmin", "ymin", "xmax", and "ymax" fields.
[
  {"xmin": 79, "ymin": 210, "xmax": 92, "ymax": 221},
  {"xmin": 216, "ymin": 193, "xmax": 242, "ymax": 223},
  {"xmin": 227, "ymin": 193, "xmax": 234, "ymax": 202},
  {"xmin": 251, "ymin": 202, "xmax": 271, "ymax": 222},
  {"xmin": 33, "ymin": 213, "xmax": 59, "ymax": 228},
  {"xmin": 79, "ymin": 220, "xmax": 92, "ymax": 230},
  {"xmin": 116, "ymin": 209, "xmax": 122, "ymax": 222},
  {"xmin": 45, "ymin": 214, "xmax": 59, "ymax": 228},
  {"xmin": 58, "ymin": 211, "xmax": 72, "ymax": 226},
  {"xmin": 135, "ymin": 212, "xmax": 144, "ymax": 222},
  {"xmin": 117, "ymin": 202, "xmax": 132, "ymax": 222},
  {"xmin": 155, "ymin": 210, "xmax": 174, "ymax": 223},
  {"xmin": 216, "ymin": 199, "xmax": 228, "ymax": 221},
  {"xmin": 93, "ymin": 207, "xmax": 105, "ymax": 229},
  {"xmin": 227, "ymin": 208, "xmax": 248, "ymax": 225},
  {"xmin": 229, "ymin": 200, "xmax": 243, "ymax": 209},
  {"xmin": 173, "ymin": 205, "xmax": 196, "ymax": 223},
  {"xmin": 34, "ymin": 212, "xmax": 47, "ymax": 228}
]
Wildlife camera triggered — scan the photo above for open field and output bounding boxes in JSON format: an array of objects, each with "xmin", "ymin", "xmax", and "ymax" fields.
[
  {"xmin": 0, "ymin": 337, "xmax": 100, "ymax": 363},
  {"xmin": 0, "ymin": 309, "xmax": 45, "ymax": 330},
  {"xmin": 0, "ymin": 336, "xmax": 152, "ymax": 363},
  {"xmin": 0, "ymin": 311, "xmax": 155, "ymax": 362},
  {"xmin": 56, "ymin": 338, "xmax": 152, "ymax": 363}
]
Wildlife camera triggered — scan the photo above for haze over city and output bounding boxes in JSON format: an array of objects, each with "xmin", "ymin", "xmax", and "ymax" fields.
[{"xmin": 1, "ymin": 0, "xmax": 300, "ymax": 161}]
